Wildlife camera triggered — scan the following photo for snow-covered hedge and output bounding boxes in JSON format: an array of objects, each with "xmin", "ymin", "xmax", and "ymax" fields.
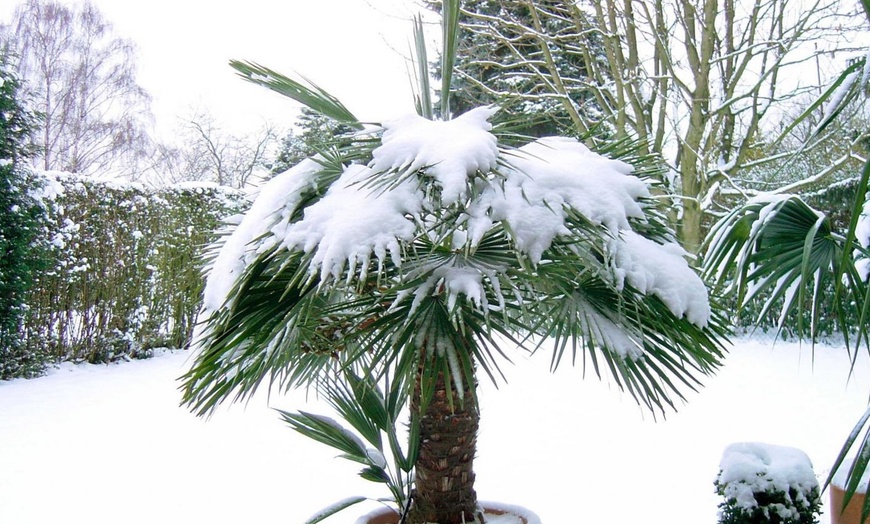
[
  {"xmin": 21, "ymin": 173, "xmax": 246, "ymax": 366},
  {"xmin": 715, "ymin": 442, "xmax": 821, "ymax": 524}
]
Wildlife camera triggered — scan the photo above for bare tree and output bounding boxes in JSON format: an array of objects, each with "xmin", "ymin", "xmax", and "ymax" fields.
[
  {"xmin": 147, "ymin": 110, "xmax": 278, "ymax": 189},
  {"xmin": 3, "ymin": 0, "xmax": 152, "ymax": 177},
  {"xmin": 448, "ymin": 0, "xmax": 865, "ymax": 253}
]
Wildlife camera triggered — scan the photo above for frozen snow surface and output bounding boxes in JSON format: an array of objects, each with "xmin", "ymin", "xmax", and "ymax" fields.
[{"xmin": 1, "ymin": 337, "xmax": 868, "ymax": 524}]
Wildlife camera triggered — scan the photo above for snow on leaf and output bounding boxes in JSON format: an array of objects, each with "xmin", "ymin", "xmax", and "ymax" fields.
[
  {"xmin": 370, "ymin": 106, "xmax": 499, "ymax": 206},
  {"xmin": 201, "ymin": 158, "xmax": 324, "ymax": 312},
  {"xmin": 471, "ymin": 136, "xmax": 647, "ymax": 264},
  {"xmin": 278, "ymin": 164, "xmax": 422, "ymax": 283},
  {"xmin": 613, "ymin": 231, "xmax": 710, "ymax": 327}
]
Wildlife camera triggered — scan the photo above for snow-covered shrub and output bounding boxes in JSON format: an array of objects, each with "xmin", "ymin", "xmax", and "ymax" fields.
[
  {"xmin": 0, "ymin": 53, "xmax": 48, "ymax": 380},
  {"xmin": 23, "ymin": 175, "xmax": 246, "ymax": 364},
  {"xmin": 715, "ymin": 442, "xmax": 821, "ymax": 524}
]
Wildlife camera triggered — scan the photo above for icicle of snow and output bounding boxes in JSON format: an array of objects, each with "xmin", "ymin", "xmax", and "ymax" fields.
[
  {"xmin": 441, "ymin": 266, "xmax": 486, "ymax": 311},
  {"xmin": 370, "ymin": 106, "xmax": 499, "ymax": 205}
]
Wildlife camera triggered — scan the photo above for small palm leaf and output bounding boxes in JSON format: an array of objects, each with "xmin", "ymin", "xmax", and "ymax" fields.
[
  {"xmin": 303, "ymin": 496, "xmax": 368, "ymax": 524},
  {"xmin": 278, "ymin": 410, "xmax": 368, "ymax": 462},
  {"xmin": 411, "ymin": 14, "xmax": 433, "ymax": 120},
  {"xmin": 703, "ymin": 194, "xmax": 866, "ymax": 343}
]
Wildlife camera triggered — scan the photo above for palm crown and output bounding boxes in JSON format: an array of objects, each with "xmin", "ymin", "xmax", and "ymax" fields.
[{"xmin": 180, "ymin": 5, "xmax": 727, "ymax": 522}]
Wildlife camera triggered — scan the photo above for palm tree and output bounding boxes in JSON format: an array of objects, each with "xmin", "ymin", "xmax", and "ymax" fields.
[{"xmin": 180, "ymin": 3, "xmax": 728, "ymax": 523}]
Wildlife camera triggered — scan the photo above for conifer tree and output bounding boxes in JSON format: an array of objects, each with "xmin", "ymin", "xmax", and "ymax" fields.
[{"xmin": 0, "ymin": 52, "xmax": 46, "ymax": 379}]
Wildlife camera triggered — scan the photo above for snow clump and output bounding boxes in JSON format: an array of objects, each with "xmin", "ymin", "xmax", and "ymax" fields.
[{"xmin": 716, "ymin": 442, "xmax": 820, "ymax": 522}]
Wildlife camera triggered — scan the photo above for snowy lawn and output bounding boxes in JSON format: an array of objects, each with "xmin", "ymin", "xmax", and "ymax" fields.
[{"xmin": 1, "ymin": 336, "xmax": 867, "ymax": 524}]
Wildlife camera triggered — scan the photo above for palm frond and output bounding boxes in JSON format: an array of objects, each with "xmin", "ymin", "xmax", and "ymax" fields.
[
  {"xmin": 440, "ymin": 0, "xmax": 461, "ymax": 118},
  {"xmin": 411, "ymin": 14, "xmax": 433, "ymax": 120},
  {"xmin": 703, "ymin": 194, "xmax": 867, "ymax": 345},
  {"xmin": 771, "ymin": 57, "xmax": 865, "ymax": 149},
  {"xmin": 230, "ymin": 60, "xmax": 363, "ymax": 129}
]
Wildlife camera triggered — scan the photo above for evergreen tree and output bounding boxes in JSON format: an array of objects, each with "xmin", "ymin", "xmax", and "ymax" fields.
[
  {"xmin": 271, "ymin": 108, "xmax": 356, "ymax": 174},
  {"xmin": 0, "ymin": 51, "xmax": 46, "ymax": 379},
  {"xmin": 430, "ymin": 0, "xmax": 610, "ymax": 137}
]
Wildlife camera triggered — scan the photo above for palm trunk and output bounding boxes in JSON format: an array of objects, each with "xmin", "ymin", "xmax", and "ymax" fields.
[{"xmin": 406, "ymin": 367, "xmax": 480, "ymax": 524}]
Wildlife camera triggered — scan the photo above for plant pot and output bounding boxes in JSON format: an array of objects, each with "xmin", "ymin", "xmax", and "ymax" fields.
[
  {"xmin": 354, "ymin": 501, "xmax": 542, "ymax": 524},
  {"xmin": 831, "ymin": 484, "xmax": 867, "ymax": 524}
]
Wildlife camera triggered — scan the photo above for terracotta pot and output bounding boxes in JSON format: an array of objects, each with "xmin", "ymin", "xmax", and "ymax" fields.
[
  {"xmin": 831, "ymin": 484, "xmax": 867, "ymax": 524},
  {"xmin": 354, "ymin": 502, "xmax": 542, "ymax": 524}
]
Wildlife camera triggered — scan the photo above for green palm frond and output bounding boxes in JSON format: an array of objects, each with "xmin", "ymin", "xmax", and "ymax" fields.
[
  {"xmin": 230, "ymin": 60, "xmax": 363, "ymax": 129},
  {"xmin": 411, "ymin": 14, "xmax": 433, "ymax": 120},
  {"xmin": 440, "ymin": 0, "xmax": 461, "ymax": 118},
  {"xmin": 704, "ymin": 194, "xmax": 868, "ymax": 343}
]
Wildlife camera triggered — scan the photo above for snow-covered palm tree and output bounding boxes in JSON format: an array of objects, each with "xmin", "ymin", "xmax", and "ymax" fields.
[{"xmin": 181, "ymin": 5, "xmax": 727, "ymax": 523}]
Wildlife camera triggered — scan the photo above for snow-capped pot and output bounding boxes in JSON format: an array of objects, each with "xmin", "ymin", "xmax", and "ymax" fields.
[{"xmin": 715, "ymin": 442, "xmax": 821, "ymax": 524}]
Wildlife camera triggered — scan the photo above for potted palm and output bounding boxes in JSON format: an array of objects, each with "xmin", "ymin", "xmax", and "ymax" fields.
[{"xmin": 180, "ymin": 1, "xmax": 728, "ymax": 522}]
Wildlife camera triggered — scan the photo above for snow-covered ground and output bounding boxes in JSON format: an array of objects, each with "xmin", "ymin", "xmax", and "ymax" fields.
[{"xmin": 1, "ymin": 336, "xmax": 867, "ymax": 524}]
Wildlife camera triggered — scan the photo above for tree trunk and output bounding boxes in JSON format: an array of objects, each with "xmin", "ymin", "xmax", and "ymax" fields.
[{"xmin": 406, "ymin": 368, "xmax": 480, "ymax": 524}]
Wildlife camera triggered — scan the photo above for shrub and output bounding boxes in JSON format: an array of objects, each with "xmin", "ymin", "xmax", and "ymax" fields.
[
  {"xmin": 0, "ymin": 52, "xmax": 47, "ymax": 379},
  {"xmin": 715, "ymin": 442, "xmax": 821, "ymax": 524}
]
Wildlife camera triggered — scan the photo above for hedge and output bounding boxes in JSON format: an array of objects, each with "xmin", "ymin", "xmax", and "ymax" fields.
[{"xmin": 17, "ymin": 173, "xmax": 247, "ymax": 369}]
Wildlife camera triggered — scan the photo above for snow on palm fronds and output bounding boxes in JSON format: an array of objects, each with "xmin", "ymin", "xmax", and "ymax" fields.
[
  {"xmin": 203, "ymin": 107, "xmax": 708, "ymax": 328},
  {"xmin": 185, "ymin": 104, "xmax": 724, "ymax": 416}
]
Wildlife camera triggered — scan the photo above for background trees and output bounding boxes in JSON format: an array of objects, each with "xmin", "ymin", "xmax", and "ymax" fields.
[
  {"xmin": 444, "ymin": 0, "xmax": 867, "ymax": 253},
  {"xmin": 271, "ymin": 108, "xmax": 355, "ymax": 174},
  {"xmin": 431, "ymin": 0, "xmax": 609, "ymax": 136},
  {"xmin": 146, "ymin": 109, "xmax": 278, "ymax": 189},
  {"xmin": 2, "ymin": 0, "xmax": 153, "ymax": 177}
]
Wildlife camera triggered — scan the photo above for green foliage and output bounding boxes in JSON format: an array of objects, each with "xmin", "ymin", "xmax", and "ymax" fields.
[
  {"xmin": 715, "ymin": 479, "xmax": 821, "ymax": 524},
  {"xmin": 21, "ymin": 175, "xmax": 246, "ymax": 364},
  {"xmin": 710, "ymin": 178, "xmax": 865, "ymax": 339},
  {"xmin": 280, "ymin": 366, "xmax": 416, "ymax": 522},
  {"xmin": 0, "ymin": 53, "xmax": 46, "ymax": 380},
  {"xmin": 429, "ymin": 0, "xmax": 608, "ymax": 136},
  {"xmin": 272, "ymin": 109, "xmax": 356, "ymax": 175},
  {"xmin": 230, "ymin": 61, "xmax": 362, "ymax": 129},
  {"xmin": 185, "ymin": 6, "xmax": 728, "ymax": 522}
]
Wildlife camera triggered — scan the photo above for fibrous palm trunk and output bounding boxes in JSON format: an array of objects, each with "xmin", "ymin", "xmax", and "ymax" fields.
[{"xmin": 406, "ymin": 368, "xmax": 480, "ymax": 524}]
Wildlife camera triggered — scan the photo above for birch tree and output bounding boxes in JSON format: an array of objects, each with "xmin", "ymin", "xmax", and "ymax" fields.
[
  {"xmin": 447, "ymin": 0, "xmax": 865, "ymax": 253},
  {"xmin": 3, "ymin": 0, "xmax": 152, "ymax": 177}
]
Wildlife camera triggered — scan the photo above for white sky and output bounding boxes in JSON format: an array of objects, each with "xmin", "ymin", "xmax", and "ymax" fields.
[{"xmin": 1, "ymin": 0, "xmax": 434, "ymax": 136}]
